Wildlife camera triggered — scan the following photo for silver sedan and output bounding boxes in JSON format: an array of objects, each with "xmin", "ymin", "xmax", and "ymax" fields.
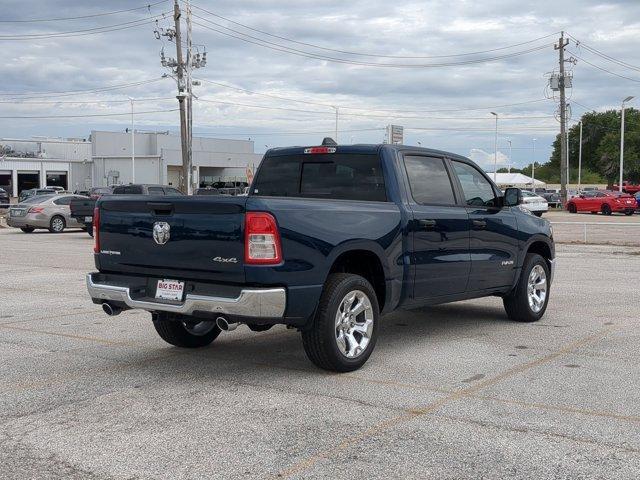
[{"xmin": 7, "ymin": 194, "xmax": 86, "ymax": 233}]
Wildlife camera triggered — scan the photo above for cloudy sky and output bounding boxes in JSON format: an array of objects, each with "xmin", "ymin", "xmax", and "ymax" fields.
[{"xmin": 1, "ymin": 0, "xmax": 639, "ymax": 169}]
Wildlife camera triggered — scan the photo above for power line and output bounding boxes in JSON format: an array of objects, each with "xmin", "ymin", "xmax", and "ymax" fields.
[
  {"xmin": 0, "ymin": 108, "xmax": 178, "ymax": 119},
  {"xmin": 569, "ymin": 51, "xmax": 640, "ymax": 83},
  {"xmin": 196, "ymin": 77, "xmax": 550, "ymax": 114},
  {"xmin": 0, "ymin": 96, "xmax": 175, "ymax": 105},
  {"xmin": 567, "ymin": 34, "xmax": 640, "ymax": 73},
  {"xmin": 0, "ymin": 12, "xmax": 171, "ymax": 40},
  {"xmin": 192, "ymin": 16, "xmax": 553, "ymax": 68},
  {"xmin": 0, "ymin": 1, "xmax": 168, "ymax": 23},
  {"xmin": 195, "ymin": 97, "xmax": 555, "ymax": 122},
  {"xmin": 0, "ymin": 78, "xmax": 167, "ymax": 100},
  {"xmin": 190, "ymin": 3, "xmax": 559, "ymax": 60}
]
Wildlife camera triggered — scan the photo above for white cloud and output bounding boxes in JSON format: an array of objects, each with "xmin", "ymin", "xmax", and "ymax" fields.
[{"xmin": 469, "ymin": 148, "xmax": 509, "ymax": 170}]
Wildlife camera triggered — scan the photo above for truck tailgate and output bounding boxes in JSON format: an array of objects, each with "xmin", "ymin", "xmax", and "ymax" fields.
[{"xmin": 96, "ymin": 196, "xmax": 247, "ymax": 283}]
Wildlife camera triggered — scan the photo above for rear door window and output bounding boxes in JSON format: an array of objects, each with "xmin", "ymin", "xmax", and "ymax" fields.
[
  {"xmin": 148, "ymin": 187, "xmax": 164, "ymax": 195},
  {"xmin": 53, "ymin": 196, "xmax": 74, "ymax": 206},
  {"xmin": 252, "ymin": 153, "xmax": 386, "ymax": 201},
  {"xmin": 113, "ymin": 185, "xmax": 143, "ymax": 195},
  {"xmin": 403, "ymin": 156, "xmax": 456, "ymax": 205}
]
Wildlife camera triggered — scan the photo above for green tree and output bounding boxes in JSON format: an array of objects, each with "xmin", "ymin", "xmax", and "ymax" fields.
[{"xmin": 547, "ymin": 108, "xmax": 640, "ymax": 183}]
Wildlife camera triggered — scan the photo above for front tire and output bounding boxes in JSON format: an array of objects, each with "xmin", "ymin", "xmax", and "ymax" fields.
[
  {"xmin": 625, "ymin": 210, "xmax": 634, "ymax": 216},
  {"xmin": 49, "ymin": 215, "xmax": 66, "ymax": 233},
  {"xmin": 302, "ymin": 273, "xmax": 379, "ymax": 372},
  {"xmin": 20, "ymin": 227, "xmax": 35, "ymax": 233},
  {"xmin": 152, "ymin": 313, "xmax": 220, "ymax": 348},
  {"xmin": 533, "ymin": 211, "xmax": 543, "ymax": 217},
  {"xmin": 503, "ymin": 253, "xmax": 550, "ymax": 322},
  {"xmin": 601, "ymin": 204, "xmax": 612, "ymax": 215}
]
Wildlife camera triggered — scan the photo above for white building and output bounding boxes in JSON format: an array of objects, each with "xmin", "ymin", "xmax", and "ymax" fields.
[{"xmin": 0, "ymin": 132, "xmax": 262, "ymax": 197}]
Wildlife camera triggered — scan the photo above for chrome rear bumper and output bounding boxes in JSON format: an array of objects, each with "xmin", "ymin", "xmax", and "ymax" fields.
[{"xmin": 86, "ymin": 273, "xmax": 286, "ymax": 318}]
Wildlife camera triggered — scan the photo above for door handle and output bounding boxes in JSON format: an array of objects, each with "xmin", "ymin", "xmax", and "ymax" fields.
[
  {"xmin": 417, "ymin": 219, "xmax": 437, "ymax": 230},
  {"xmin": 472, "ymin": 219, "xmax": 487, "ymax": 229}
]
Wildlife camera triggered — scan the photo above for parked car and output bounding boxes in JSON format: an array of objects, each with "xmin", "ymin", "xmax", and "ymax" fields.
[
  {"xmin": 0, "ymin": 186, "xmax": 10, "ymax": 208},
  {"xmin": 520, "ymin": 190, "xmax": 548, "ymax": 217},
  {"xmin": 534, "ymin": 190, "xmax": 561, "ymax": 208},
  {"xmin": 18, "ymin": 188, "xmax": 58, "ymax": 203},
  {"xmin": 612, "ymin": 182, "xmax": 640, "ymax": 195},
  {"xmin": 87, "ymin": 141, "xmax": 555, "ymax": 372},
  {"xmin": 636, "ymin": 192, "xmax": 640, "ymax": 211},
  {"xmin": 566, "ymin": 190, "xmax": 636, "ymax": 215},
  {"xmin": 195, "ymin": 187, "xmax": 221, "ymax": 196},
  {"xmin": 218, "ymin": 187, "xmax": 243, "ymax": 196},
  {"xmin": 71, "ymin": 184, "xmax": 184, "ymax": 235},
  {"xmin": 8, "ymin": 194, "xmax": 86, "ymax": 233}
]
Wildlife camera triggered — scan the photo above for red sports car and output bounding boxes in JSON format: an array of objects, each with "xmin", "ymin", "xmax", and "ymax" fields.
[{"xmin": 567, "ymin": 190, "xmax": 637, "ymax": 216}]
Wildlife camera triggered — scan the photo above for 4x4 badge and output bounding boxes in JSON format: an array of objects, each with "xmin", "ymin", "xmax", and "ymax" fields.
[{"xmin": 153, "ymin": 222, "xmax": 170, "ymax": 245}]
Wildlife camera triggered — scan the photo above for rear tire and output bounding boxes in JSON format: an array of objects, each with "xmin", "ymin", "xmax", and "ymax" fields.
[
  {"xmin": 152, "ymin": 313, "xmax": 220, "ymax": 348},
  {"xmin": 49, "ymin": 215, "xmax": 65, "ymax": 233},
  {"xmin": 568, "ymin": 203, "xmax": 577, "ymax": 213},
  {"xmin": 533, "ymin": 211, "xmax": 543, "ymax": 217},
  {"xmin": 503, "ymin": 253, "xmax": 550, "ymax": 323},
  {"xmin": 302, "ymin": 273, "xmax": 379, "ymax": 372},
  {"xmin": 625, "ymin": 210, "xmax": 634, "ymax": 216},
  {"xmin": 601, "ymin": 204, "xmax": 612, "ymax": 216},
  {"xmin": 20, "ymin": 227, "xmax": 35, "ymax": 233}
]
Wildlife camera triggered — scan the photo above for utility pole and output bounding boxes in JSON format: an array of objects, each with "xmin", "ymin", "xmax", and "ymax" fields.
[
  {"xmin": 332, "ymin": 106, "xmax": 339, "ymax": 142},
  {"xmin": 577, "ymin": 121, "xmax": 583, "ymax": 192},
  {"xmin": 532, "ymin": 138, "xmax": 536, "ymax": 189},
  {"xmin": 555, "ymin": 31, "xmax": 569, "ymax": 205},
  {"xmin": 172, "ymin": 0, "xmax": 190, "ymax": 194},
  {"xmin": 620, "ymin": 96, "xmax": 635, "ymax": 192},
  {"xmin": 566, "ymin": 125, "xmax": 570, "ymax": 188},
  {"xmin": 129, "ymin": 98, "xmax": 135, "ymax": 183},
  {"xmin": 157, "ymin": 0, "xmax": 207, "ymax": 194},
  {"xmin": 491, "ymin": 112, "xmax": 498, "ymax": 181},
  {"xmin": 507, "ymin": 139, "xmax": 512, "ymax": 173}
]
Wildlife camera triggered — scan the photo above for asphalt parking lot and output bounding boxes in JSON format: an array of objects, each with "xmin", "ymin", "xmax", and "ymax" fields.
[{"xmin": 1, "ymin": 228, "xmax": 640, "ymax": 479}]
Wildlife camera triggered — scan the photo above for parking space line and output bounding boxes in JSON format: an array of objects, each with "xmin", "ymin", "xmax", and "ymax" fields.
[{"xmin": 276, "ymin": 326, "xmax": 616, "ymax": 478}]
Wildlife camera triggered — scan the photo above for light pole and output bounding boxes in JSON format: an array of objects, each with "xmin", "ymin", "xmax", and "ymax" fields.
[
  {"xmin": 129, "ymin": 97, "xmax": 135, "ymax": 183},
  {"xmin": 491, "ymin": 112, "xmax": 498, "ymax": 181},
  {"xmin": 507, "ymin": 139, "xmax": 512, "ymax": 173},
  {"xmin": 578, "ymin": 121, "xmax": 583, "ymax": 192},
  {"xmin": 532, "ymin": 138, "xmax": 536, "ymax": 190},
  {"xmin": 332, "ymin": 106, "xmax": 339, "ymax": 143},
  {"xmin": 620, "ymin": 96, "xmax": 635, "ymax": 192}
]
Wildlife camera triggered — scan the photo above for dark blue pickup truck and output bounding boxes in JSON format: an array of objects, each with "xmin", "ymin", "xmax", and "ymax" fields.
[{"xmin": 87, "ymin": 141, "xmax": 554, "ymax": 372}]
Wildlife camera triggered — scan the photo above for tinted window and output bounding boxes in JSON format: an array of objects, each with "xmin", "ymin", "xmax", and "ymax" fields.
[
  {"xmin": 452, "ymin": 161, "xmax": 498, "ymax": 207},
  {"xmin": 165, "ymin": 187, "xmax": 183, "ymax": 196},
  {"xmin": 92, "ymin": 187, "xmax": 112, "ymax": 195},
  {"xmin": 148, "ymin": 187, "xmax": 164, "ymax": 195},
  {"xmin": 22, "ymin": 194, "xmax": 55, "ymax": 204},
  {"xmin": 253, "ymin": 154, "xmax": 386, "ymax": 202},
  {"xmin": 404, "ymin": 156, "xmax": 456, "ymax": 205},
  {"xmin": 113, "ymin": 185, "xmax": 143, "ymax": 195},
  {"xmin": 53, "ymin": 196, "xmax": 75, "ymax": 206}
]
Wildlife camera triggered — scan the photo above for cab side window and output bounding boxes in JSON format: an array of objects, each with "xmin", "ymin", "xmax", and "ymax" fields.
[{"xmin": 451, "ymin": 161, "xmax": 498, "ymax": 207}]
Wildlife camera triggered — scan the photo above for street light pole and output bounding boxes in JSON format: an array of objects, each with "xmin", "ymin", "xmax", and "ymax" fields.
[
  {"xmin": 491, "ymin": 112, "xmax": 498, "ymax": 181},
  {"xmin": 129, "ymin": 97, "xmax": 135, "ymax": 183},
  {"xmin": 507, "ymin": 139, "xmax": 512, "ymax": 173},
  {"xmin": 333, "ymin": 106, "xmax": 339, "ymax": 143},
  {"xmin": 532, "ymin": 138, "xmax": 536, "ymax": 189},
  {"xmin": 578, "ymin": 120, "xmax": 583, "ymax": 192},
  {"xmin": 620, "ymin": 96, "xmax": 635, "ymax": 192}
]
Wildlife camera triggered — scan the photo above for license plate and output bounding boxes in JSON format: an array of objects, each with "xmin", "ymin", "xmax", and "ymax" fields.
[
  {"xmin": 10, "ymin": 209, "xmax": 24, "ymax": 217},
  {"xmin": 84, "ymin": 216, "xmax": 93, "ymax": 222},
  {"xmin": 155, "ymin": 279, "xmax": 185, "ymax": 301}
]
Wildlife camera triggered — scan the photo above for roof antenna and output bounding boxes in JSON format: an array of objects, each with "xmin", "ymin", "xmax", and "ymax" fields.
[{"xmin": 322, "ymin": 137, "xmax": 337, "ymax": 146}]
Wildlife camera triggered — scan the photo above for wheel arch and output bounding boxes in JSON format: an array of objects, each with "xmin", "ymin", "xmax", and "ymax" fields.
[{"xmin": 327, "ymin": 245, "xmax": 389, "ymax": 312}]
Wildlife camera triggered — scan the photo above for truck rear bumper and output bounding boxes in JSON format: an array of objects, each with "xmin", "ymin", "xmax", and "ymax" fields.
[{"xmin": 86, "ymin": 272, "xmax": 286, "ymax": 318}]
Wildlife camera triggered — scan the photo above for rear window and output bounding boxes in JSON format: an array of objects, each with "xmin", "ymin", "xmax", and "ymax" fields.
[
  {"xmin": 22, "ymin": 195, "xmax": 55, "ymax": 204},
  {"xmin": 252, "ymin": 154, "xmax": 386, "ymax": 202},
  {"xmin": 113, "ymin": 185, "xmax": 143, "ymax": 195}
]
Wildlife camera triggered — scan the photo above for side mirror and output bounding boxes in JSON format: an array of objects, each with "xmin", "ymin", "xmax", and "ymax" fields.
[{"xmin": 504, "ymin": 187, "xmax": 522, "ymax": 207}]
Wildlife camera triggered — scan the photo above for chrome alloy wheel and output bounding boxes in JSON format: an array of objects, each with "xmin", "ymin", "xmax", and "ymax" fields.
[
  {"xmin": 51, "ymin": 217, "xmax": 64, "ymax": 232},
  {"xmin": 182, "ymin": 320, "xmax": 217, "ymax": 336},
  {"xmin": 527, "ymin": 264, "xmax": 547, "ymax": 313},
  {"xmin": 334, "ymin": 290, "xmax": 374, "ymax": 358}
]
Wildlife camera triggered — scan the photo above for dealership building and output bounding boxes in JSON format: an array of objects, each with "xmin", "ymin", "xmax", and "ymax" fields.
[{"xmin": 0, "ymin": 131, "xmax": 262, "ymax": 197}]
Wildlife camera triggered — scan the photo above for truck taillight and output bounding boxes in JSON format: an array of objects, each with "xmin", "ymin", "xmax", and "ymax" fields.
[
  {"xmin": 244, "ymin": 212, "xmax": 282, "ymax": 265},
  {"xmin": 93, "ymin": 207, "xmax": 100, "ymax": 253}
]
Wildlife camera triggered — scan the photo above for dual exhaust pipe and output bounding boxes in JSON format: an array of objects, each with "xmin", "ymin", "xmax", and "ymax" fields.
[{"xmin": 102, "ymin": 303, "xmax": 240, "ymax": 333}]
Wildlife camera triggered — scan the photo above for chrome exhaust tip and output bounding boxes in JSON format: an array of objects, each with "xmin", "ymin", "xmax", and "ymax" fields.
[
  {"xmin": 216, "ymin": 316, "xmax": 239, "ymax": 332},
  {"xmin": 102, "ymin": 303, "xmax": 122, "ymax": 316}
]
